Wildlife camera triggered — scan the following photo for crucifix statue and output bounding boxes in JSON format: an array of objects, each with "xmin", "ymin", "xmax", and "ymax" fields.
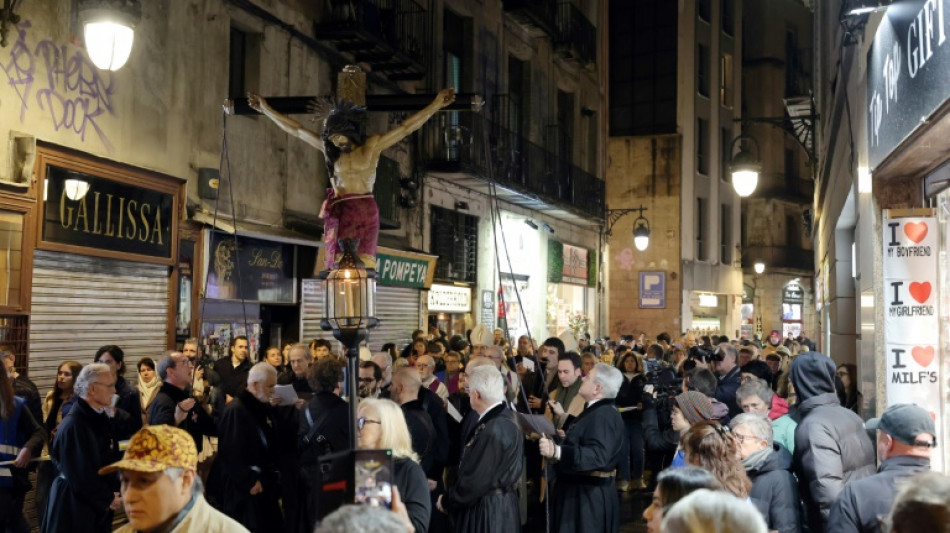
[{"xmin": 247, "ymin": 65, "xmax": 456, "ymax": 270}]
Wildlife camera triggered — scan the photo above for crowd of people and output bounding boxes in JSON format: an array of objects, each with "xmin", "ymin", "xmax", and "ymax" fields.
[{"xmin": 0, "ymin": 324, "xmax": 948, "ymax": 533}]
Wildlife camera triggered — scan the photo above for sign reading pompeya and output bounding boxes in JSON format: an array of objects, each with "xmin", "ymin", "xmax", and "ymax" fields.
[
  {"xmin": 376, "ymin": 248, "xmax": 437, "ymax": 289},
  {"xmin": 42, "ymin": 165, "xmax": 174, "ymax": 259}
]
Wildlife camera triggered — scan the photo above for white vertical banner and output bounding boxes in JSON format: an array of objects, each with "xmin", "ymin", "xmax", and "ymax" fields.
[{"xmin": 883, "ymin": 214, "xmax": 942, "ymax": 472}]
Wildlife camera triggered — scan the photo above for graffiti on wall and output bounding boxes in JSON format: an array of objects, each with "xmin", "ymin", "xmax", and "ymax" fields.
[{"xmin": 1, "ymin": 21, "xmax": 117, "ymax": 152}]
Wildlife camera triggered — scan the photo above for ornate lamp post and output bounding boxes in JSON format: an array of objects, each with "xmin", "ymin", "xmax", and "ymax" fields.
[{"xmin": 319, "ymin": 238, "xmax": 378, "ymax": 448}]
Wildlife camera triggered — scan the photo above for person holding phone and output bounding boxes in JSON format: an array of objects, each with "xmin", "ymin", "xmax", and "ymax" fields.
[
  {"xmin": 357, "ymin": 398, "xmax": 431, "ymax": 533},
  {"xmin": 438, "ymin": 365, "xmax": 523, "ymax": 532}
]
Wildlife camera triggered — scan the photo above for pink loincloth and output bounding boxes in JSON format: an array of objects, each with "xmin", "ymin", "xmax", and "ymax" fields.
[{"xmin": 320, "ymin": 188, "xmax": 379, "ymax": 269}]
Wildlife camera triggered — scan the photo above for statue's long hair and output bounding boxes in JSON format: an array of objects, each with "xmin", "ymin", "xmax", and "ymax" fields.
[{"xmin": 309, "ymin": 98, "xmax": 368, "ymax": 175}]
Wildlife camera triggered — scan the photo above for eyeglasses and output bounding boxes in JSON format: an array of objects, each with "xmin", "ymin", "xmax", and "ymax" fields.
[
  {"xmin": 733, "ymin": 433, "xmax": 756, "ymax": 443},
  {"xmin": 357, "ymin": 417, "xmax": 381, "ymax": 431},
  {"xmin": 836, "ymin": 371, "xmax": 848, "ymax": 378}
]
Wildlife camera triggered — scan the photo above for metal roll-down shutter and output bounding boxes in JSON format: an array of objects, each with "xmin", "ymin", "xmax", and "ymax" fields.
[
  {"xmin": 300, "ymin": 279, "xmax": 421, "ymax": 353},
  {"xmin": 29, "ymin": 250, "xmax": 170, "ymax": 392}
]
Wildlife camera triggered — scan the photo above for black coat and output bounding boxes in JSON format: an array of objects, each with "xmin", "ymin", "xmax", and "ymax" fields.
[
  {"xmin": 747, "ymin": 443, "xmax": 802, "ymax": 533},
  {"xmin": 113, "ymin": 375, "xmax": 142, "ymax": 439},
  {"xmin": 402, "ymin": 400, "xmax": 437, "ymax": 475},
  {"xmin": 148, "ymin": 382, "xmax": 217, "ymax": 452},
  {"xmin": 44, "ymin": 398, "xmax": 121, "ymax": 533},
  {"xmin": 213, "ymin": 357, "xmax": 252, "ymax": 399},
  {"xmin": 394, "ymin": 457, "xmax": 432, "ymax": 533},
  {"xmin": 215, "ymin": 390, "xmax": 284, "ymax": 533},
  {"xmin": 551, "ymin": 399, "xmax": 625, "ymax": 533},
  {"xmin": 714, "ymin": 366, "xmax": 742, "ymax": 419},
  {"xmin": 791, "ymin": 353, "xmax": 875, "ymax": 532},
  {"xmin": 443, "ymin": 404, "xmax": 524, "ymax": 533},
  {"xmin": 827, "ymin": 456, "xmax": 932, "ymax": 533},
  {"xmin": 615, "ymin": 373, "xmax": 645, "ymax": 421}
]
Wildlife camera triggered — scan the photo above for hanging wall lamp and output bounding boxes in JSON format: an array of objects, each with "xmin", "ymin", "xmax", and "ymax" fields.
[
  {"xmin": 606, "ymin": 205, "xmax": 651, "ymax": 252},
  {"xmin": 728, "ymin": 134, "xmax": 762, "ymax": 197},
  {"xmin": 79, "ymin": 0, "xmax": 142, "ymax": 71}
]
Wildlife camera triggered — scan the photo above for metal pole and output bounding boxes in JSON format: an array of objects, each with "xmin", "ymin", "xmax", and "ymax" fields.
[{"xmin": 346, "ymin": 343, "xmax": 360, "ymax": 451}]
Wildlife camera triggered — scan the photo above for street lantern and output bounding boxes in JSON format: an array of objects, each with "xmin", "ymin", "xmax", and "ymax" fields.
[
  {"xmin": 728, "ymin": 135, "xmax": 762, "ymax": 197},
  {"xmin": 754, "ymin": 262, "xmax": 766, "ymax": 274},
  {"xmin": 633, "ymin": 214, "xmax": 651, "ymax": 251},
  {"xmin": 319, "ymin": 238, "xmax": 378, "ymax": 449},
  {"xmin": 79, "ymin": 0, "xmax": 142, "ymax": 71}
]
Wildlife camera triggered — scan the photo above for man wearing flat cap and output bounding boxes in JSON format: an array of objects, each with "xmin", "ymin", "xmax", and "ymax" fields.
[
  {"xmin": 827, "ymin": 403, "xmax": 937, "ymax": 533},
  {"xmin": 101, "ymin": 425, "xmax": 249, "ymax": 532}
]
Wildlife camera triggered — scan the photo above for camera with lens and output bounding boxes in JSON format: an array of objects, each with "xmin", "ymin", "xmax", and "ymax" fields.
[{"xmin": 643, "ymin": 367, "xmax": 683, "ymax": 431}]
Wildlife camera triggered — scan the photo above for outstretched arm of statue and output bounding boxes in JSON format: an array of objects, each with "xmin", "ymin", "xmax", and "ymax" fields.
[
  {"xmin": 247, "ymin": 93, "xmax": 326, "ymax": 152},
  {"xmin": 373, "ymin": 88, "xmax": 456, "ymax": 153}
]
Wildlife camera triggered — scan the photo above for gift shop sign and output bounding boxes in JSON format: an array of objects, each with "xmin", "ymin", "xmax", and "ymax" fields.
[
  {"xmin": 882, "ymin": 212, "xmax": 942, "ymax": 471},
  {"xmin": 867, "ymin": 0, "xmax": 950, "ymax": 168}
]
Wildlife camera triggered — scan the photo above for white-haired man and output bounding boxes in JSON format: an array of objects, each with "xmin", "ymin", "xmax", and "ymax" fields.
[
  {"xmin": 438, "ymin": 365, "xmax": 524, "ymax": 532},
  {"xmin": 44, "ymin": 363, "xmax": 123, "ymax": 533},
  {"xmin": 215, "ymin": 362, "xmax": 283, "ymax": 532},
  {"xmin": 101, "ymin": 425, "xmax": 249, "ymax": 532},
  {"xmin": 540, "ymin": 362, "xmax": 625, "ymax": 533}
]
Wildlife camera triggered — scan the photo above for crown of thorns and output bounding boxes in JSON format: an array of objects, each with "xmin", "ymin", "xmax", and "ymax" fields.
[{"xmin": 309, "ymin": 98, "xmax": 367, "ymax": 141}]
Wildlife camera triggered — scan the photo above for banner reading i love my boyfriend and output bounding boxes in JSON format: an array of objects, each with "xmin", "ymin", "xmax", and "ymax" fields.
[{"xmin": 882, "ymin": 211, "xmax": 942, "ymax": 471}]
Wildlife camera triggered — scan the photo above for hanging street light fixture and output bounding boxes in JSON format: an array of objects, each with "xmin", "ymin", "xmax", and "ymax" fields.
[
  {"xmin": 318, "ymin": 238, "xmax": 378, "ymax": 448},
  {"xmin": 754, "ymin": 262, "xmax": 766, "ymax": 274},
  {"xmin": 728, "ymin": 134, "xmax": 762, "ymax": 197},
  {"xmin": 606, "ymin": 205, "xmax": 651, "ymax": 252},
  {"xmin": 78, "ymin": 0, "xmax": 142, "ymax": 71}
]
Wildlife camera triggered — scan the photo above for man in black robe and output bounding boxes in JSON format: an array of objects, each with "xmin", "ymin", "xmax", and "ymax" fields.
[
  {"xmin": 215, "ymin": 362, "xmax": 285, "ymax": 533},
  {"xmin": 540, "ymin": 362, "xmax": 625, "ymax": 533},
  {"xmin": 438, "ymin": 365, "xmax": 523, "ymax": 532},
  {"xmin": 213, "ymin": 335, "xmax": 253, "ymax": 409},
  {"xmin": 45, "ymin": 363, "xmax": 122, "ymax": 533},
  {"xmin": 148, "ymin": 352, "xmax": 217, "ymax": 452}
]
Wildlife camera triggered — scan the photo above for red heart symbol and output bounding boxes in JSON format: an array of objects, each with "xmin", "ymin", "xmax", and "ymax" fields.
[
  {"xmin": 903, "ymin": 222, "xmax": 928, "ymax": 243},
  {"xmin": 912, "ymin": 346, "xmax": 935, "ymax": 367},
  {"xmin": 909, "ymin": 282, "xmax": 931, "ymax": 303}
]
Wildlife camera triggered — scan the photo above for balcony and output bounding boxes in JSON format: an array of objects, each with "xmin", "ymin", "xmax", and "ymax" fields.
[
  {"xmin": 314, "ymin": 0, "xmax": 429, "ymax": 81},
  {"xmin": 553, "ymin": 2, "xmax": 596, "ymax": 67},
  {"xmin": 422, "ymin": 112, "xmax": 604, "ymax": 223},
  {"xmin": 757, "ymin": 177, "xmax": 814, "ymax": 204},
  {"xmin": 503, "ymin": 0, "xmax": 559, "ymax": 39},
  {"xmin": 742, "ymin": 245, "xmax": 814, "ymax": 273}
]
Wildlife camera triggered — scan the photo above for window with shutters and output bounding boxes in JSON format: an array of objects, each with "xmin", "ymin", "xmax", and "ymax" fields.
[{"xmin": 430, "ymin": 206, "xmax": 478, "ymax": 283}]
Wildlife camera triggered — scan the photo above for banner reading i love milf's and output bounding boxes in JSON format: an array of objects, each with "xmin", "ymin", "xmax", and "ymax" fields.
[{"xmin": 882, "ymin": 213, "xmax": 942, "ymax": 472}]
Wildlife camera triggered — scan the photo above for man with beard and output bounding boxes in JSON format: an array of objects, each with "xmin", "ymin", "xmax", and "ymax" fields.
[
  {"xmin": 539, "ymin": 363, "xmax": 625, "ymax": 533},
  {"xmin": 438, "ymin": 365, "xmax": 523, "ymax": 532},
  {"xmin": 547, "ymin": 353, "xmax": 586, "ymax": 434},
  {"xmin": 216, "ymin": 363, "xmax": 284, "ymax": 532},
  {"xmin": 148, "ymin": 352, "xmax": 217, "ymax": 453},
  {"xmin": 358, "ymin": 361, "xmax": 383, "ymax": 399}
]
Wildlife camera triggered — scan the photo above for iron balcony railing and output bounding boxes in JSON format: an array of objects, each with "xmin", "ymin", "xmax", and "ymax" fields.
[
  {"xmin": 422, "ymin": 111, "xmax": 604, "ymax": 221},
  {"xmin": 502, "ymin": 0, "xmax": 559, "ymax": 39},
  {"xmin": 554, "ymin": 2, "xmax": 596, "ymax": 66},
  {"xmin": 315, "ymin": 0, "xmax": 429, "ymax": 80}
]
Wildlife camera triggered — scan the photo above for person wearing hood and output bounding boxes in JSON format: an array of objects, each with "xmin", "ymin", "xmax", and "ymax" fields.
[
  {"xmin": 732, "ymin": 413, "xmax": 802, "ymax": 533},
  {"xmin": 790, "ymin": 351, "xmax": 875, "ymax": 532}
]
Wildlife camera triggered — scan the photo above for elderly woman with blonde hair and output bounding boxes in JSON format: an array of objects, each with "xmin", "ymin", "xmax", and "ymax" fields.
[{"xmin": 357, "ymin": 398, "xmax": 431, "ymax": 532}]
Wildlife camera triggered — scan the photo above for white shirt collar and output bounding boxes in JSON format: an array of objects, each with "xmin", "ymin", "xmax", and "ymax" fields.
[{"xmin": 477, "ymin": 401, "xmax": 505, "ymax": 422}]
